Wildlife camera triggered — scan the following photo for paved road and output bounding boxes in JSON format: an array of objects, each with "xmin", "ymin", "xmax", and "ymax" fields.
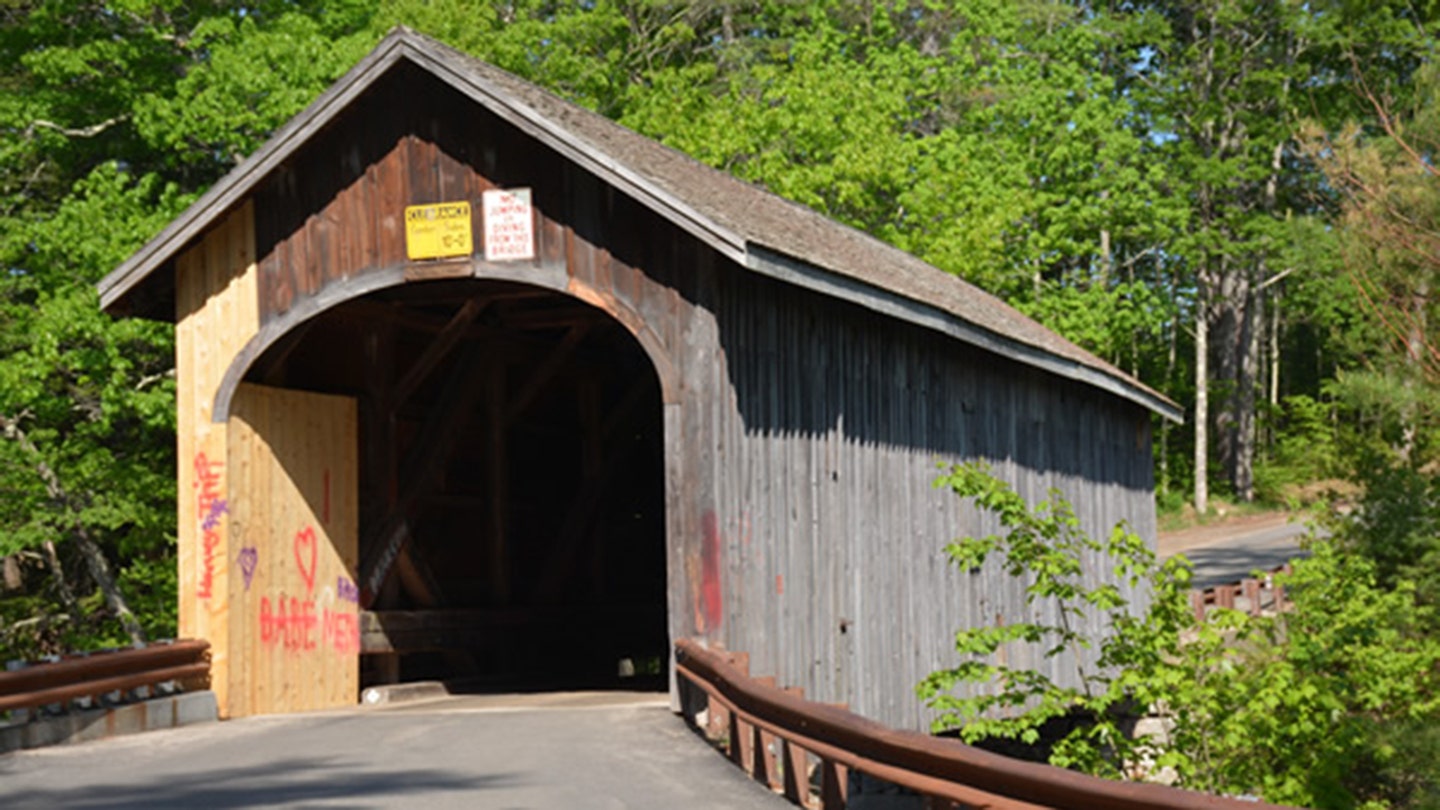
[
  {"xmin": 0, "ymin": 693, "xmax": 792, "ymax": 809},
  {"xmin": 1158, "ymin": 514, "xmax": 1317, "ymax": 589}
]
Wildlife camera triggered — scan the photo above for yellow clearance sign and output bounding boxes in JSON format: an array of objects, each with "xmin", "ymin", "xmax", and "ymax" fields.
[{"xmin": 404, "ymin": 202, "xmax": 473, "ymax": 260}]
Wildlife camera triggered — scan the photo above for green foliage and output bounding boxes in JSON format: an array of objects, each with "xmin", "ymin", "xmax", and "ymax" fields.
[
  {"xmin": 923, "ymin": 465, "xmax": 1440, "ymax": 807},
  {"xmin": 1325, "ymin": 454, "xmax": 1440, "ymax": 614},
  {"xmin": 134, "ymin": 12, "xmax": 373, "ymax": 168},
  {"xmin": 1254, "ymin": 394, "xmax": 1341, "ymax": 504},
  {"xmin": 0, "ymin": 162, "xmax": 180, "ymax": 658}
]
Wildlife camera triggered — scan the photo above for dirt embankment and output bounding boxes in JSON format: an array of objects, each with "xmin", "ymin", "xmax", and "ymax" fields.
[{"xmin": 1156, "ymin": 512, "xmax": 1297, "ymax": 558}]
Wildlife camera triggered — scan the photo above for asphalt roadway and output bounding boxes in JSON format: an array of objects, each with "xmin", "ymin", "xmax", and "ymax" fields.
[
  {"xmin": 0, "ymin": 692, "xmax": 793, "ymax": 809},
  {"xmin": 1158, "ymin": 512, "xmax": 1316, "ymax": 589}
]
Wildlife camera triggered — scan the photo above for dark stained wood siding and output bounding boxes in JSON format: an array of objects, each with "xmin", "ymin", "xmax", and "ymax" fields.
[{"xmin": 244, "ymin": 66, "xmax": 1156, "ymax": 731}]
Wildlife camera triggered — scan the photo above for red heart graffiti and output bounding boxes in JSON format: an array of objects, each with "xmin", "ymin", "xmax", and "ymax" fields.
[{"xmin": 294, "ymin": 526, "xmax": 318, "ymax": 597}]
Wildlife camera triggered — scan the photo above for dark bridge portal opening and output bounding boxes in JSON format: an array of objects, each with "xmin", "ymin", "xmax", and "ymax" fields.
[{"xmin": 245, "ymin": 279, "xmax": 668, "ymax": 693}]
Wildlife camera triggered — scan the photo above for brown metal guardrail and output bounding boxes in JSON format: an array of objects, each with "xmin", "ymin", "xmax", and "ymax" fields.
[
  {"xmin": 0, "ymin": 639, "xmax": 210, "ymax": 714},
  {"xmin": 675, "ymin": 638, "xmax": 1296, "ymax": 810},
  {"xmin": 1190, "ymin": 563, "xmax": 1292, "ymax": 622}
]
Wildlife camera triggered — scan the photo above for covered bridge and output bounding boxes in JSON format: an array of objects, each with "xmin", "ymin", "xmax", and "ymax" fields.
[{"xmin": 98, "ymin": 28, "xmax": 1180, "ymax": 728}]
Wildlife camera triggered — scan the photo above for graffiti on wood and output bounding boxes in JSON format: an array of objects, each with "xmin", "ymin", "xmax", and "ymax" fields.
[
  {"xmin": 336, "ymin": 575, "xmax": 359, "ymax": 604},
  {"xmin": 238, "ymin": 547, "xmax": 258, "ymax": 591},
  {"xmin": 686, "ymin": 510, "xmax": 725, "ymax": 635},
  {"xmin": 293, "ymin": 526, "xmax": 318, "ymax": 597},
  {"xmin": 194, "ymin": 453, "xmax": 225, "ymax": 599},
  {"xmin": 257, "ymin": 525, "xmax": 359, "ymax": 656}
]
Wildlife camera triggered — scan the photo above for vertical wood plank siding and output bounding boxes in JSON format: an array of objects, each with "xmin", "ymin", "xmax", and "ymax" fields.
[
  {"xmin": 174, "ymin": 202, "xmax": 260, "ymax": 718},
  {"xmin": 234, "ymin": 67, "xmax": 1155, "ymax": 731}
]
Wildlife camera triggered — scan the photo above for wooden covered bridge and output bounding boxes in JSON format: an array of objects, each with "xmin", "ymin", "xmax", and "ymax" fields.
[{"xmin": 97, "ymin": 28, "xmax": 1179, "ymax": 728}]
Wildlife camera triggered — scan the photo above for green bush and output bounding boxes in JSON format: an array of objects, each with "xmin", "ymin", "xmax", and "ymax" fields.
[
  {"xmin": 1328, "ymin": 452, "xmax": 1440, "ymax": 614},
  {"xmin": 920, "ymin": 463, "xmax": 1440, "ymax": 808}
]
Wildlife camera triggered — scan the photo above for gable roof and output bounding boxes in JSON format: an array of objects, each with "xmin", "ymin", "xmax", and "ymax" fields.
[{"xmin": 97, "ymin": 27, "xmax": 1181, "ymax": 423}]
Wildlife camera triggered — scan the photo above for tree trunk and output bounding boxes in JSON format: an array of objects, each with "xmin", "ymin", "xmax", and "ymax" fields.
[
  {"xmin": 1195, "ymin": 282, "xmax": 1210, "ymax": 515},
  {"xmin": 1212, "ymin": 255, "xmax": 1263, "ymax": 502},
  {"xmin": 1269, "ymin": 286, "xmax": 1281, "ymax": 409},
  {"xmin": 40, "ymin": 539, "xmax": 79, "ymax": 618},
  {"xmin": 1, "ymin": 414, "xmax": 147, "ymax": 644},
  {"xmin": 1234, "ymin": 278, "xmax": 1260, "ymax": 501},
  {"xmin": 73, "ymin": 524, "xmax": 146, "ymax": 644},
  {"xmin": 1400, "ymin": 281, "xmax": 1429, "ymax": 463}
]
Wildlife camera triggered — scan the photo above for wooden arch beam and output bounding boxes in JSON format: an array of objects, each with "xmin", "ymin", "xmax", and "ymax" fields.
[{"xmin": 209, "ymin": 260, "xmax": 681, "ymax": 423}]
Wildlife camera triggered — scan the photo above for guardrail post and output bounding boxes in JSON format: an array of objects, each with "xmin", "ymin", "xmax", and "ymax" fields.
[
  {"xmin": 1216, "ymin": 584, "xmax": 1236, "ymax": 610},
  {"xmin": 820, "ymin": 758, "xmax": 847, "ymax": 810},
  {"xmin": 753, "ymin": 721, "xmax": 774, "ymax": 787},
  {"xmin": 782, "ymin": 739, "xmax": 809, "ymax": 805},
  {"xmin": 707, "ymin": 693, "xmax": 729, "ymax": 739},
  {"xmin": 752, "ymin": 676, "xmax": 779, "ymax": 789},
  {"xmin": 729, "ymin": 707, "xmax": 749, "ymax": 769},
  {"xmin": 1242, "ymin": 578, "xmax": 1261, "ymax": 616}
]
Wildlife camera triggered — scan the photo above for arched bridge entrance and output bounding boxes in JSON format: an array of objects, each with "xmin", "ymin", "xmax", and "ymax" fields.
[{"xmin": 238, "ymin": 278, "xmax": 668, "ymax": 693}]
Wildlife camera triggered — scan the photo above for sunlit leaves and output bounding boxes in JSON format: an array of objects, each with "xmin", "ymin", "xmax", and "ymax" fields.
[{"xmin": 922, "ymin": 465, "xmax": 1440, "ymax": 806}]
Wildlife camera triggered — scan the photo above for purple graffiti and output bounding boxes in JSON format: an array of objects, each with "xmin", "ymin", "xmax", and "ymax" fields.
[
  {"xmin": 201, "ymin": 499, "xmax": 228, "ymax": 531},
  {"xmin": 336, "ymin": 576, "xmax": 359, "ymax": 604},
  {"xmin": 238, "ymin": 547, "xmax": 258, "ymax": 591}
]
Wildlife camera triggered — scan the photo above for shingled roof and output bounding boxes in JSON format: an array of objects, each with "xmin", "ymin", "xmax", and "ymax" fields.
[{"xmin": 97, "ymin": 27, "xmax": 1180, "ymax": 422}]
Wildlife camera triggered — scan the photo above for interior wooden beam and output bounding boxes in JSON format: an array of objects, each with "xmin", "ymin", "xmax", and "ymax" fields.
[
  {"xmin": 360, "ymin": 319, "xmax": 397, "ymax": 558},
  {"xmin": 360, "ymin": 605, "xmax": 656, "ymax": 654},
  {"xmin": 394, "ymin": 544, "xmax": 443, "ymax": 608},
  {"xmin": 251, "ymin": 319, "xmax": 317, "ymax": 386},
  {"xmin": 358, "ymin": 345, "xmax": 491, "ymax": 605},
  {"xmin": 498, "ymin": 307, "xmax": 606, "ymax": 331},
  {"xmin": 531, "ymin": 373, "xmax": 653, "ymax": 603},
  {"xmin": 488, "ymin": 361, "xmax": 509, "ymax": 606},
  {"xmin": 505, "ymin": 324, "xmax": 589, "ymax": 423},
  {"xmin": 391, "ymin": 297, "xmax": 486, "ymax": 408},
  {"xmin": 377, "ymin": 284, "xmax": 554, "ymax": 306},
  {"xmin": 335, "ymin": 301, "xmax": 563, "ymax": 357}
]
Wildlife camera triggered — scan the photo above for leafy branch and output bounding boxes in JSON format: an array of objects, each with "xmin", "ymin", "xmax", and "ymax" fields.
[{"xmin": 919, "ymin": 464, "xmax": 1440, "ymax": 806}]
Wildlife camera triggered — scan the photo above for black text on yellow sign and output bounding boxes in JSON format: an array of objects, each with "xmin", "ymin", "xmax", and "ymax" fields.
[{"xmin": 404, "ymin": 201, "xmax": 473, "ymax": 261}]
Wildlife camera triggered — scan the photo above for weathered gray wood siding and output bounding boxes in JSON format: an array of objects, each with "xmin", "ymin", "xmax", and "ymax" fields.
[{"xmin": 658, "ymin": 245, "xmax": 1156, "ymax": 731}]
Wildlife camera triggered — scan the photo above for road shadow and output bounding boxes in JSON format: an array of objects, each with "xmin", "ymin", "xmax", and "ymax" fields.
[
  {"xmin": 1180, "ymin": 544, "xmax": 1310, "ymax": 590},
  {"xmin": 3, "ymin": 755, "xmax": 516, "ymax": 809}
]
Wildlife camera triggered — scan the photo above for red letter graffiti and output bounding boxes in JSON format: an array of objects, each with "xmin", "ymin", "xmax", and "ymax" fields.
[
  {"xmin": 322, "ymin": 608, "xmax": 359, "ymax": 655},
  {"xmin": 259, "ymin": 595, "xmax": 318, "ymax": 652},
  {"xmin": 261, "ymin": 596, "xmax": 358, "ymax": 655},
  {"xmin": 194, "ymin": 453, "xmax": 225, "ymax": 599}
]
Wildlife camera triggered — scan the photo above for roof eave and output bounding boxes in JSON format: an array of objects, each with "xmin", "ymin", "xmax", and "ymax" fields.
[{"xmin": 745, "ymin": 245, "xmax": 1184, "ymax": 424}]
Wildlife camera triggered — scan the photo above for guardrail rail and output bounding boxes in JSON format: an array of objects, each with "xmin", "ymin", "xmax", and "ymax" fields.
[
  {"xmin": 0, "ymin": 639, "xmax": 210, "ymax": 717},
  {"xmin": 1190, "ymin": 563, "xmax": 1292, "ymax": 621},
  {"xmin": 675, "ymin": 638, "xmax": 1295, "ymax": 810}
]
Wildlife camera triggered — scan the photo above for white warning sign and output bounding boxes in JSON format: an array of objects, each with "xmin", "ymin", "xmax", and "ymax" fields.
[{"xmin": 483, "ymin": 188, "xmax": 536, "ymax": 262}]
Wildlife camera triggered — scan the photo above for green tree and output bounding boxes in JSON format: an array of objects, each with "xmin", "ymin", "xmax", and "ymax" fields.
[{"xmin": 0, "ymin": 1, "xmax": 370, "ymax": 658}]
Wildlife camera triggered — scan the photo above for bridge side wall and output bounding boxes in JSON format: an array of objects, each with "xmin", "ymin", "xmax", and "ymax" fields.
[{"xmin": 680, "ymin": 265, "xmax": 1156, "ymax": 730}]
